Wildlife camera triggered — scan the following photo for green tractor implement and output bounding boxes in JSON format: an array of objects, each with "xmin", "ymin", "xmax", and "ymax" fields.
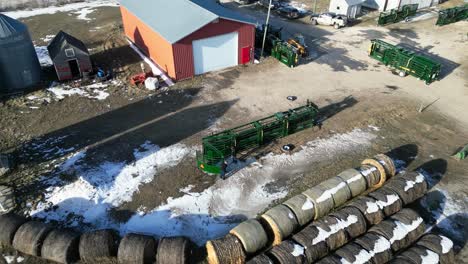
[
  {"xmin": 436, "ymin": 4, "xmax": 468, "ymax": 26},
  {"xmin": 369, "ymin": 39, "xmax": 441, "ymax": 84},
  {"xmin": 271, "ymin": 41, "xmax": 301, "ymax": 68},
  {"xmin": 378, "ymin": 4, "xmax": 418, "ymax": 25},
  {"xmin": 196, "ymin": 101, "xmax": 320, "ymax": 175}
]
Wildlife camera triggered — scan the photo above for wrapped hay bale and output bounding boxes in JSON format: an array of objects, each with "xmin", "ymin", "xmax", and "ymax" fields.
[
  {"xmin": 313, "ymin": 216, "xmax": 349, "ymax": 251},
  {"xmin": 267, "ymin": 240, "xmax": 306, "ymax": 264},
  {"xmin": 334, "ymin": 242, "xmax": 369, "ymax": 264},
  {"xmin": 0, "ymin": 213, "xmax": 27, "ymax": 247},
  {"xmin": 41, "ymin": 229, "xmax": 80, "ymax": 264},
  {"xmin": 156, "ymin": 237, "xmax": 194, "ymax": 264},
  {"xmin": 302, "ymin": 186, "xmax": 333, "ymax": 220},
  {"xmin": 361, "ymin": 157, "xmax": 387, "ymax": 188},
  {"xmin": 315, "ymin": 254, "xmax": 342, "ymax": 264},
  {"xmin": 282, "ymin": 194, "xmax": 315, "ymax": 226},
  {"xmin": 416, "ymin": 234, "xmax": 455, "ymax": 264},
  {"xmin": 117, "ymin": 233, "xmax": 156, "ymax": 264},
  {"xmin": 206, "ymin": 234, "xmax": 246, "ymax": 264},
  {"xmin": 12, "ymin": 221, "xmax": 52, "ymax": 256},
  {"xmin": 79, "ymin": 229, "xmax": 119, "ymax": 263},
  {"xmin": 385, "ymin": 172, "xmax": 427, "ymax": 206},
  {"xmin": 354, "ymin": 233, "xmax": 393, "ymax": 263},
  {"xmin": 396, "ymin": 245, "xmax": 441, "ymax": 264},
  {"xmin": 230, "ymin": 219, "xmax": 268, "ymax": 254},
  {"xmin": 368, "ymin": 187, "xmax": 402, "ymax": 217},
  {"xmin": 346, "ymin": 196, "xmax": 385, "ymax": 226},
  {"xmin": 337, "ymin": 168, "xmax": 367, "ymax": 197},
  {"xmin": 388, "ymin": 256, "xmax": 417, "ymax": 264},
  {"xmin": 330, "ymin": 206, "xmax": 367, "ymax": 239},
  {"xmin": 319, "ymin": 176, "xmax": 352, "ymax": 208},
  {"xmin": 291, "ymin": 225, "xmax": 328, "ymax": 263},
  {"xmin": 374, "ymin": 154, "xmax": 397, "ymax": 178},
  {"xmin": 260, "ymin": 205, "xmax": 299, "ymax": 246},
  {"xmin": 388, "ymin": 209, "xmax": 425, "ymax": 252},
  {"xmin": 246, "ymin": 253, "xmax": 274, "ymax": 264},
  {"xmin": 358, "ymin": 164, "xmax": 381, "ymax": 189}
]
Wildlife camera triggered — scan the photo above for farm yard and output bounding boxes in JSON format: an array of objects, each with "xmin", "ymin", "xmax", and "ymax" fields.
[{"xmin": 0, "ymin": 0, "xmax": 467, "ymax": 263}]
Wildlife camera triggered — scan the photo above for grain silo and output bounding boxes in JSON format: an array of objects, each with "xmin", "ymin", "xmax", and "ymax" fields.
[{"xmin": 0, "ymin": 14, "xmax": 41, "ymax": 94}]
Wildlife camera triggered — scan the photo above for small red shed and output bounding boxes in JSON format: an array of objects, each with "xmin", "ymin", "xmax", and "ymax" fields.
[{"xmin": 119, "ymin": 0, "xmax": 256, "ymax": 81}]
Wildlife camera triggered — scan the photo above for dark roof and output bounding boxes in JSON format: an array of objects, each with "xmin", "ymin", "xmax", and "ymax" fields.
[
  {"xmin": 0, "ymin": 14, "xmax": 27, "ymax": 38},
  {"xmin": 47, "ymin": 31, "xmax": 89, "ymax": 59},
  {"xmin": 119, "ymin": 0, "xmax": 257, "ymax": 44}
]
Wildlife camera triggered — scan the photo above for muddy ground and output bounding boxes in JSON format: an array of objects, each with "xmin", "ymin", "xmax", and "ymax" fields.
[{"xmin": 0, "ymin": 1, "xmax": 467, "ymax": 263}]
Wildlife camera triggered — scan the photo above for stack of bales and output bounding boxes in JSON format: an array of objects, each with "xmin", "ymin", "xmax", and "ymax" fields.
[
  {"xmin": 247, "ymin": 167, "xmax": 429, "ymax": 264},
  {"xmin": 319, "ymin": 208, "xmax": 426, "ymax": 263},
  {"xmin": 390, "ymin": 233, "xmax": 455, "ymax": 264},
  {"xmin": 207, "ymin": 154, "xmax": 396, "ymax": 264}
]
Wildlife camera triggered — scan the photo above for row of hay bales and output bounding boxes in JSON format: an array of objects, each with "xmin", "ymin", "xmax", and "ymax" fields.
[
  {"xmin": 206, "ymin": 153, "xmax": 398, "ymax": 264},
  {"xmin": 246, "ymin": 169, "xmax": 429, "ymax": 264},
  {"xmin": 390, "ymin": 233, "xmax": 455, "ymax": 264},
  {"xmin": 0, "ymin": 213, "xmax": 194, "ymax": 264}
]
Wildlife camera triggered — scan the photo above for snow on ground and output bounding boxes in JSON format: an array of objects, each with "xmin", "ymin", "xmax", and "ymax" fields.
[
  {"xmin": 48, "ymin": 82, "xmax": 112, "ymax": 101},
  {"xmin": 286, "ymin": 1, "xmax": 309, "ymax": 13},
  {"xmin": 40, "ymin": 35, "xmax": 56, "ymax": 43},
  {"xmin": 31, "ymin": 128, "xmax": 377, "ymax": 245},
  {"xmin": 4, "ymin": 0, "xmax": 119, "ymax": 19},
  {"xmin": 34, "ymin": 46, "xmax": 53, "ymax": 66},
  {"xmin": 2, "ymin": 255, "xmax": 24, "ymax": 263}
]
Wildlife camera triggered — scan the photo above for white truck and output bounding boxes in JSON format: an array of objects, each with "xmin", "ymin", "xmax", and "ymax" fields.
[{"xmin": 310, "ymin": 13, "xmax": 348, "ymax": 29}]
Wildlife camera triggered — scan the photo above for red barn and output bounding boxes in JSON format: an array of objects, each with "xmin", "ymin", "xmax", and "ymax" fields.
[{"xmin": 119, "ymin": 0, "xmax": 256, "ymax": 81}]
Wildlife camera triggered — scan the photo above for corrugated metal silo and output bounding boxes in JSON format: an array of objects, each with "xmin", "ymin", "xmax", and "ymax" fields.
[{"xmin": 0, "ymin": 14, "xmax": 41, "ymax": 94}]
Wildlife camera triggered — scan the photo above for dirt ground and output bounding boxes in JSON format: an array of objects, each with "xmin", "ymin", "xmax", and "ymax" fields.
[{"xmin": 0, "ymin": 1, "xmax": 467, "ymax": 263}]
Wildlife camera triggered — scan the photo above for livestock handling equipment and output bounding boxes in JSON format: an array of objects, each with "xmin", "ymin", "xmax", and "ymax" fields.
[
  {"xmin": 377, "ymin": 4, "xmax": 418, "ymax": 25},
  {"xmin": 368, "ymin": 39, "xmax": 441, "ymax": 84},
  {"xmin": 436, "ymin": 4, "xmax": 468, "ymax": 26},
  {"xmin": 196, "ymin": 101, "xmax": 319, "ymax": 174}
]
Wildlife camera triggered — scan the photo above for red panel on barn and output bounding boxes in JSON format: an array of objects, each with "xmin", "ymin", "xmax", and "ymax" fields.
[{"xmin": 172, "ymin": 18, "xmax": 255, "ymax": 81}]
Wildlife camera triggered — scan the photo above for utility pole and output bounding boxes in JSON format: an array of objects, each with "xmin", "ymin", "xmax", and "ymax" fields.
[
  {"xmin": 314, "ymin": 0, "xmax": 317, "ymax": 14},
  {"xmin": 260, "ymin": 0, "xmax": 273, "ymax": 59}
]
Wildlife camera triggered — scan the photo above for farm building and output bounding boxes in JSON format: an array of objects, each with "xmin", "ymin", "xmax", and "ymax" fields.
[
  {"xmin": 0, "ymin": 14, "xmax": 41, "ymax": 94},
  {"xmin": 329, "ymin": 0, "xmax": 365, "ymax": 18},
  {"xmin": 119, "ymin": 0, "xmax": 256, "ymax": 81},
  {"xmin": 47, "ymin": 31, "xmax": 92, "ymax": 81},
  {"xmin": 362, "ymin": 0, "xmax": 438, "ymax": 11}
]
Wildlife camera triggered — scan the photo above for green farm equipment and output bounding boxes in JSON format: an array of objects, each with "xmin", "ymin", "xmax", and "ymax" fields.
[
  {"xmin": 378, "ymin": 4, "xmax": 418, "ymax": 25},
  {"xmin": 272, "ymin": 41, "xmax": 300, "ymax": 68},
  {"xmin": 255, "ymin": 24, "xmax": 283, "ymax": 55},
  {"xmin": 197, "ymin": 101, "xmax": 320, "ymax": 174},
  {"xmin": 369, "ymin": 39, "xmax": 441, "ymax": 84},
  {"xmin": 436, "ymin": 4, "xmax": 468, "ymax": 26}
]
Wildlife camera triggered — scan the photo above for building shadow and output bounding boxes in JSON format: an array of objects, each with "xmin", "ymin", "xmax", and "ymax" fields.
[
  {"xmin": 432, "ymin": 213, "xmax": 468, "ymax": 254},
  {"xmin": 317, "ymin": 95, "xmax": 358, "ymax": 124},
  {"xmin": 385, "ymin": 144, "xmax": 419, "ymax": 171},
  {"xmin": 415, "ymin": 158, "xmax": 448, "ymax": 189}
]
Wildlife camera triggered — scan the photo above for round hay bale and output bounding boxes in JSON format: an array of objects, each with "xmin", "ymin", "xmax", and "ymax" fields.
[
  {"xmin": 156, "ymin": 237, "xmax": 194, "ymax": 264},
  {"xmin": 246, "ymin": 253, "xmax": 274, "ymax": 264},
  {"xmin": 358, "ymin": 164, "xmax": 381, "ymax": 189},
  {"xmin": 330, "ymin": 206, "xmax": 367, "ymax": 239},
  {"xmin": 41, "ymin": 229, "xmax": 80, "ymax": 264},
  {"xmin": 334, "ymin": 242, "xmax": 369, "ymax": 263},
  {"xmin": 267, "ymin": 240, "xmax": 306, "ymax": 264},
  {"xmin": 0, "ymin": 213, "xmax": 27, "ymax": 247},
  {"xmin": 389, "ymin": 209, "xmax": 425, "ymax": 252},
  {"xmin": 319, "ymin": 176, "xmax": 352, "ymax": 208},
  {"xmin": 206, "ymin": 234, "xmax": 245, "ymax": 264},
  {"xmin": 354, "ymin": 233, "xmax": 393, "ymax": 264},
  {"xmin": 291, "ymin": 225, "xmax": 328, "ymax": 263},
  {"xmin": 346, "ymin": 196, "xmax": 385, "ymax": 226},
  {"xmin": 313, "ymin": 216, "xmax": 349, "ymax": 251},
  {"xmin": 302, "ymin": 185, "xmax": 334, "ymax": 220},
  {"xmin": 79, "ymin": 229, "xmax": 119, "ymax": 263},
  {"xmin": 416, "ymin": 234, "xmax": 455, "ymax": 264},
  {"xmin": 315, "ymin": 254, "xmax": 342, "ymax": 264},
  {"xmin": 385, "ymin": 173, "xmax": 427, "ymax": 206},
  {"xmin": 260, "ymin": 204, "xmax": 299, "ymax": 246},
  {"xmin": 374, "ymin": 154, "xmax": 396, "ymax": 178},
  {"xmin": 388, "ymin": 256, "xmax": 417, "ymax": 264},
  {"xmin": 362, "ymin": 158, "xmax": 387, "ymax": 188},
  {"xmin": 117, "ymin": 233, "xmax": 156, "ymax": 264},
  {"xmin": 12, "ymin": 221, "xmax": 52, "ymax": 256},
  {"xmin": 368, "ymin": 187, "xmax": 402, "ymax": 217},
  {"xmin": 230, "ymin": 219, "xmax": 268, "ymax": 254},
  {"xmin": 282, "ymin": 194, "xmax": 315, "ymax": 226},
  {"xmin": 398, "ymin": 245, "xmax": 440, "ymax": 264},
  {"xmin": 337, "ymin": 168, "xmax": 368, "ymax": 197}
]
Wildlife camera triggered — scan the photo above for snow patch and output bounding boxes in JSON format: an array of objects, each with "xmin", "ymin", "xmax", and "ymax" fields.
[
  {"xmin": 340, "ymin": 235, "xmax": 391, "ymax": 264},
  {"xmin": 41, "ymin": 35, "xmax": 56, "ymax": 43},
  {"xmin": 390, "ymin": 218, "xmax": 423, "ymax": 243},
  {"xmin": 291, "ymin": 243, "xmax": 305, "ymax": 257},
  {"xmin": 316, "ymin": 181, "xmax": 347, "ymax": 203},
  {"xmin": 420, "ymin": 249, "xmax": 439, "ymax": 264},
  {"xmin": 366, "ymin": 195, "xmax": 400, "ymax": 213},
  {"xmin": 313, "ymin": 215, "xmax": 358, "ymax": 244},
  {"xmin": 302, "ymin": 199, "xmax": 314, "ymax": 210},
  {"xmin": 403, "ymin": 173, "xmax": 425, "ymax": 191},
  {"xmin": 440, "ymin": 235, "xmax": 453, "ymax": 254},
  {"xmin": 47, "ymin": 82, "xmax": 112, "ymax": 101}
]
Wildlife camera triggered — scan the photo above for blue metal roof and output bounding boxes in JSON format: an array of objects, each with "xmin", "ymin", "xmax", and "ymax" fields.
[{"xmin": 119, "ymin": 0, "xmax": 256, "ymax": 44}]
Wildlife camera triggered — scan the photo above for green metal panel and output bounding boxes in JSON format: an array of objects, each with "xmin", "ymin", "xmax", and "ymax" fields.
[
  {"xmin": 197, "ymin": 101, "xmax": 319, "ymax": 174},
  {"xmin": 436, "ymin": 4, "xmax": 468, "ymax": 26},
  {"xmin": 271, "ymin": 41, "xmax": 299, "ymax": 68},
  {"xmin": 378, "ymin": 4, "xmax": 418, "ymax": 25},
  {"xmin": 369, "ymin": 39, "xmax": 441, "ymax": 84}
]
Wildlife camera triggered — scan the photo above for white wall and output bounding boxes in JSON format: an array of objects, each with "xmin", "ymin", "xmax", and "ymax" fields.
[{"xmin": 329, "ymin": 0, "xmax": 350, "ymax": 15}]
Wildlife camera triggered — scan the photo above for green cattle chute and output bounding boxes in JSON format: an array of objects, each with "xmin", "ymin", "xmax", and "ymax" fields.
[
  {"xmin": 378, "ymin": 4, "xmax": 418, "ymax": 25},
  {"xmin": 368, "ymin": 39, "xmax": 441, "ymax": 84},
  {"xmin": 197, "ymin": 101, "xmax": 319, "ymax": 174},
  {"xmin": 436, "ymin": 4, "xmax": 468, "ymax": 26}
]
